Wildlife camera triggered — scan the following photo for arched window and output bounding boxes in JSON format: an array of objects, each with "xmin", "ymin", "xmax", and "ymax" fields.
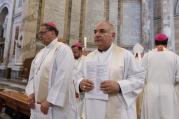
[{"xmin": 0, "ymin": 7, "xmax": 8, "ymax": 63}]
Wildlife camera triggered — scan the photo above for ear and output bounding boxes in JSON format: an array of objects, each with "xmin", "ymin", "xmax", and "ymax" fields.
[{"xmin": 112, "ymin": 32, "xmax": 115, "ymax": 38}]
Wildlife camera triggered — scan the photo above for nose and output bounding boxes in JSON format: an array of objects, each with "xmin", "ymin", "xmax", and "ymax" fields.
[{"xmin": 95, "ymin": 31, "xmax": 101, "ymax": 37}]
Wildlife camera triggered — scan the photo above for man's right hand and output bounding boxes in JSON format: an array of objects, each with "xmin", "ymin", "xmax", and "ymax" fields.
[
  {"xmin": 80, "ymin": 79, "xmax": 94, "ymax": 92},
  {"xmin": 27, "ymin": 93, "xmax": 35, "ymax": 109}
]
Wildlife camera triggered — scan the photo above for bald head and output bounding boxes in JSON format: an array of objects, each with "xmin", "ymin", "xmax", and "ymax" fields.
[
  {"xmin": 95, "ymin": 20, "xmax": 115, "ymax": 33},
  {"xmin": 94, "ymin": 20, "xmax": 116, "ymax": 51}
]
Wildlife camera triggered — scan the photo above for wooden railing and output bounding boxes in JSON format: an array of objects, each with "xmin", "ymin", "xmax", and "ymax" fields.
[{"xmin": 0, "ymin": 91, "xmax": 30, "ymax": 116}]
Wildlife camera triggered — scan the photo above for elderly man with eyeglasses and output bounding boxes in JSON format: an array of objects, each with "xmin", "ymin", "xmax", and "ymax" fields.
[{"xmin": 26, "ymin": 22, "xmax": 77, "ymax": 119}]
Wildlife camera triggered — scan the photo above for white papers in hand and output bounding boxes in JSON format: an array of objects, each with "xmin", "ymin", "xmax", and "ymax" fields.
[{"xmin": 85, "ymin": 62, "xmax": 109, "ymax": 100}]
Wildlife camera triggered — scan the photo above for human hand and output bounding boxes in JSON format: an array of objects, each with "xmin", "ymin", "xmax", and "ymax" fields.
[
  {"xmin": 40, "ymin": 100, "xmax": 52, "ymax": 114},
  {"xmin": 27, "ymin": 93, "xmax": 35, "ymax": 109},
  {"xmin": 80, "ymin": 79, "xmax": 94, "ymax": 92},
  {"xmin": 100, "ymin": 80, "xmax": 120, "ymax": 94}
]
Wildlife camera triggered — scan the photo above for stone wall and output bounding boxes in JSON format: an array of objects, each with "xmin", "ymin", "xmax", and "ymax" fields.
[
  {"xmin": 21, "ymin": 0, "xmax": 39, "ymax": 60},
  {"xmin": 43, "ymin": 0, "xmax": 65, "ymax": 38},
  {"xmin": 120, "ymin": 0, "xmax": 141, "ymax": 49},
  {"xmin": 70, "ymin": 0, "xmax": 81, "ymax": 43},
  {"xmin": 84, "ymin": 0, "xmax": 104, "ymax": 44},
  {"xmin": 175, "ymin": 16, "xmax": 179, "ymax": 54},
  {"xmin": 175, "ymin": 0, "xmax": 179, "ymax": 54},
  {"xmin": 0, "ymin": 0, "xmax": 14, "ymax": 66},
  {"xmin": 109, "ymin": 0, "xmax": 119, "ymax": 44},
  {"xmin": 1, "ymin": 0, "xmax": 179, "ymax": 80}
]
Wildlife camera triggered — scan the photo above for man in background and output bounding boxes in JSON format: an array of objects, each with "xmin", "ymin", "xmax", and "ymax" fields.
[
  {"xmin": 71, "ymin": 42, "xmax": 86, "ymax": 119},
  {"xmin": 71, "ymin": 42, "xmax": 86, "ymax": 70},
  {"xmin": 141, "ymin": 33, "xmax": 179, "ymax": 119},
  {"xmin": 133, "ymin": 43, "xmax": 144, "ymax": 119}
]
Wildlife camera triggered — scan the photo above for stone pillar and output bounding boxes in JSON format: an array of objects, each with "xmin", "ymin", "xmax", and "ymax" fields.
[
  {"xmin": 104, "ymin": 0, "xmax": 109, "ymax": 21},
  {"xmin": 43, "ymin": 0, "xmax": 66, "ymax": 39},
  {"xmin": 120, "ymin": 0, "xmax": 142, "ymax": 50},
  {"xmin": 84, "ymin": 0, "xmax": 104, "ymax": 48},
  {"xmin": 142, "ymin": 0, "xmax": 154, "ymax": 51},
  {"xmin": 63, "ymin": 0, "xmax": 72, "ymax": 44},
  {"xmin": 21, "ymin": 0, "xmax": 40, "ymax": 60},
  {"xmin": 79, "ymin": 0, "xmax": 86, "ymax": 43},
  {"xmin": 117, "ymin": 0, "xmax": 121, "ymax": 45},
  {"xmin": 70, "ymin": 0, "xmax": 81, "ymax": 43},
  {"xmin": 109, "ymin": 0, "xmax": 118, "ymax": 44},
  {"xmin": 161, "ymin": 0, "xmax": 175, "ymax": 51}
]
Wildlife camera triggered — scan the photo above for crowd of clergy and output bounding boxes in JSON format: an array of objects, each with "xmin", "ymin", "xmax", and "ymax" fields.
[{"xmin": 25, "ymin": 20, "xmax": 179, "ymax": 119}]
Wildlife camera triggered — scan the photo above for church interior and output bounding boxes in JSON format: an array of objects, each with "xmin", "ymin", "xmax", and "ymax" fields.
[{"xmin": 0, "ymin": 0, "xmax": 179, "ymax": 119}]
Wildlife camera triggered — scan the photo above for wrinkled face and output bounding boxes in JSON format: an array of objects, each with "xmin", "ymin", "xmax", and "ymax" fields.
[
  {"xmin": 94, "ymin": 22, "xmax": 115, "ymax": 50},
  {"xmin": 38, "ymin": 26, "xmax": 54, "ymax": 45},
  {"xmin": 72, "ymin": 47, "xmax": 82, "ymax": 59}
]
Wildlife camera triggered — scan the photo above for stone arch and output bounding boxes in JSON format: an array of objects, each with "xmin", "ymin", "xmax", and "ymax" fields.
[{"xmin": 0, "ymin": 7, "xmax": 8, "ymax": 63}]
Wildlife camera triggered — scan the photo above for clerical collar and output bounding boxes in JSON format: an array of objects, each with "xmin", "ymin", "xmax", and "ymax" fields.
[{"xmin": 98, "ymin": 44, "xmax": 112, "ymax": 52}]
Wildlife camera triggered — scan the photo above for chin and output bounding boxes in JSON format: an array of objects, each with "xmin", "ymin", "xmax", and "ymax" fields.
[{"xmin": 95, "ymin": 41, "xmax": 102, "ymax": 45}]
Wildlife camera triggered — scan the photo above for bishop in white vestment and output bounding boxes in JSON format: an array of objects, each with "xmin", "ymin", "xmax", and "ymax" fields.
[
  {"xmin": 71, "ymin": 42, "xmax": 86, "ymax": 119},
  {"xmin": 26, "ymin": 22, "xmax": 77, "ymax": 119},
  {"xmin": 133, "ymin": 43, "xmax": 144, "ymax": 118},
  {"xmin": 141, "ymin": 33, "xmax": 179, "ymax": 119}
]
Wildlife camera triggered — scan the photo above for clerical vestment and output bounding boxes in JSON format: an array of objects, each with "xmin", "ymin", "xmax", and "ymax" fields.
[
  {"xmin": 74, "ymin": 55, "xmax": 86, "ymax": 71},
  {"xmin": 141, "ymin": 48, "xmax": 179, "ymax": 119},
  {"xmin": 75, "ymin": 44, "xmax": 145, "ymax": 119},
  {"xmin": 26, "ymin": 39, "xmax": 77, "ymax": 119},
  {"xmin": 74, "ymin": 55, "xmax": 86, "ymax": 119}
]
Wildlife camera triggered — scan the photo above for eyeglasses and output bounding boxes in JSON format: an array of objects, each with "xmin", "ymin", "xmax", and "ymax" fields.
[{"xmin": 38, "ymin": 30, "xmax": 50, "ymax": 35}]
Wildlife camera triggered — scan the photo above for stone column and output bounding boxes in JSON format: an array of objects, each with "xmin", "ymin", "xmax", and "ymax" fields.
[
  {"xmin": 117, "ymin": 0, "xmax": 121, "ymax": 45},
  {"xmin": 79, "ymin": 0, "xmax": 86, "ymax": 43},
  {"xmin": 161, "ymin": 0, "xmax": 175, "ymax": 51},
  {"xmin": 63, "ymin": 0, "xmax": 72, "ymax": 44},
  {"xmin": 104, "ymin": 0, "xmax": 109, "ymax": 21},
  {"xmin": 119, "ymin": 0, "xmax": 142, "ymax": 49},
  {"xmin": 142, "ymin": 0, "xmax": 154, "ymax": 51},
  {"xmin": 70, "ymin": 0, "xmax": 81, "ymax": 44},
  {"xmin": 109, "ymin": 0, "xmax": 118, "ymax": 44},
  {"xmin": 43, "ymin": 0, "xmax": 66, "ymax": 40},
  {"xmin": 84, "ymin": 0, "xmax": 104, "ymax": 48},
  {"xmin": 21, "ymin": 0, "xmax": 40, "ymax": 60}
]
